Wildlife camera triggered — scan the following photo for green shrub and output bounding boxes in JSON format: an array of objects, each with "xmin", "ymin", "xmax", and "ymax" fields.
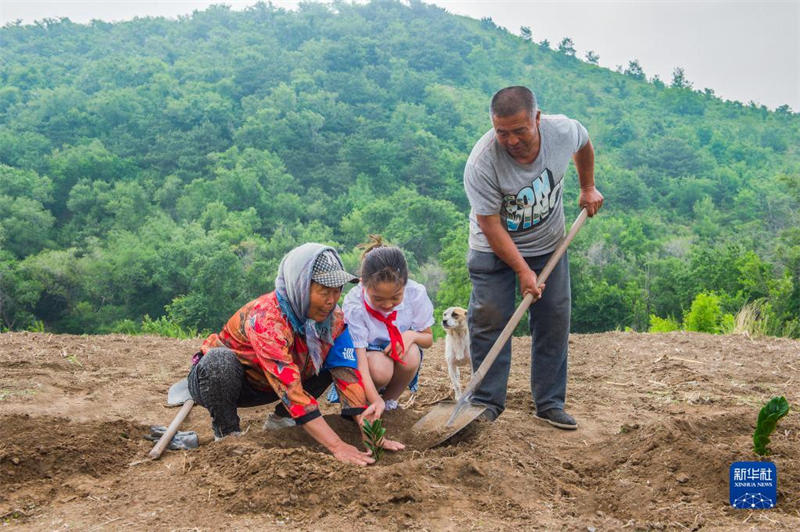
[
  {"xmin": 684, "ymin": 291, "xmax": 730, "ymax": 333},
  {"xmin": 720, "ymin": 312, "xmax": 735, "ymax": 334},
  {"xmin": 110, "ymin": 319, "xmax": 141, "ymax": 335},
  {"xmin": 27, "ymin": 320, "xmax": 46, "ymax": 333},
  {"xmin": 140, "ymin": 314, "xmax": 199, "ymax": 339},
  {"xmin": 649, "ymin": 314, "xmax": 680, "ymax": 332},
  {"xmin": 781, "ymin": 318, "xmax": 800, "ymax": 339}
]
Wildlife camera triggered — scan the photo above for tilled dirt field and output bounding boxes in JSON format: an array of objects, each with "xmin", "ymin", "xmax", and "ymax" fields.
[{"xmin": 1, "ymin": 330, "xmax": 798, "ymax": 530}]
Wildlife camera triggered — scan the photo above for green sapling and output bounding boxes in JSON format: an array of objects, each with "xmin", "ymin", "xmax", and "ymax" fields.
[
  {"xmin": 753, "ymin": 396, "xmax": 789, "ymax": 456},
  {"xmin": 362, "ymin": 418, "xmax": 386, "ymax": 461}
]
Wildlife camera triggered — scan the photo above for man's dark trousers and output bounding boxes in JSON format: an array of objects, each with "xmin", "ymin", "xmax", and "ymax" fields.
[{"xmin": 467, "ymin": 249, "xmax": 571, "ymax": 420}]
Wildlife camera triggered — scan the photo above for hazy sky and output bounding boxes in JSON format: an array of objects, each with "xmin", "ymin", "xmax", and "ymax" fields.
[{"xmin": 2, "ymin": 1, "xmax": 798, "ymax": 110}]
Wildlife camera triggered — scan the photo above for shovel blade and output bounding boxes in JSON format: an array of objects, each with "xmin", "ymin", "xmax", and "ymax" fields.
[
  {"xmin": 412, "ymin": 400, "xmax": 487, "ymax": 447},
  {"xmin": 167, "ymin": 377, "xmax": 191, "ymax": 406}
]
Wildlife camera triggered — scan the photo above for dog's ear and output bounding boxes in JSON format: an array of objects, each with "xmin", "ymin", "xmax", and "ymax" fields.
[{"xmin": 454, "ymin": 307, "xmax": 467, "ymax": 319}]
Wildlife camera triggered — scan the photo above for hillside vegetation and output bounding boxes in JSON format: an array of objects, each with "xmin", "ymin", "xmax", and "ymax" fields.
[{"xmin": 1, "ymin": 0, "xmax": 799, "ymax": 336}]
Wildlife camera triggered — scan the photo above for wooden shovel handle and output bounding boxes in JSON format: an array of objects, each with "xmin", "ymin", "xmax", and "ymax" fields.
[
  {"xmin": 463, "ymin": 208, "xmax": 588, "ymax": 397},
  {"xmin": 148, "ymin": 399, "xmax": 194, "ymax": 460}
]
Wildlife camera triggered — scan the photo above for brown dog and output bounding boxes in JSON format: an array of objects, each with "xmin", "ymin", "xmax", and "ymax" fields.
[{"xmin": 441, "ymin": 306, "xmax": 471, "ymax": 399}]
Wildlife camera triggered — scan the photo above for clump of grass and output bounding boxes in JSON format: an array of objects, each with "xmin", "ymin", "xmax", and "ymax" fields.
[
  {"xmin": 734, "ymin": 300, "xmax": 769, "ymax": 337},
  {"xmin": 362, "ymin": 418, "xmax": 386, "ymax": 461},
  {"xmin": 753, "ymin": 396, "xmax": 789, "ymax": 456},
  {"xmin": 27, "ymin": 320, "xmax": 46, "ymax": 333}
]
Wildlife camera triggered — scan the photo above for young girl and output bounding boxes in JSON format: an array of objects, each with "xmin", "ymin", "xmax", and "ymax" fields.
[{"xmin": 341, "ymin": 236, "xmax": 434, "ymax": 416}]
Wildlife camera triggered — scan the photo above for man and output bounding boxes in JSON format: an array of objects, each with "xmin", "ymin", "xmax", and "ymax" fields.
[{"xmin": 463, "ymin": 86, "xmax": 603, "ymax": 429}]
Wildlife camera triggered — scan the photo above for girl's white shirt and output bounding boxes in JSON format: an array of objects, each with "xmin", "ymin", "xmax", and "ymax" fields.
[{"xmin": 342, "ymin": 279, "xmax": 434, "ymax": 349}]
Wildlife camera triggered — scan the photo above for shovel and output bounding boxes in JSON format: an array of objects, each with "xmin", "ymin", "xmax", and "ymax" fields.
[
  {"xmin": 413, "ymin": 208, "xmax": 589, "ymax": 446},
  {"xmin": 148, "ymin": 377, "xmax": 194, "ymax": 459}
]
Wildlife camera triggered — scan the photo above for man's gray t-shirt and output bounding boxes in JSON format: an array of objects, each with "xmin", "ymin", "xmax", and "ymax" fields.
[{"xmin": 464, "ymin": 114, "xmax": 589, "ymax": 256}]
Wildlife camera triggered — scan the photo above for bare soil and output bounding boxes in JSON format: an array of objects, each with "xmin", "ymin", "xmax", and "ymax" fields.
[{"xmin": 1, "ymin": 330, "xmax": 798, "ymax": 530}]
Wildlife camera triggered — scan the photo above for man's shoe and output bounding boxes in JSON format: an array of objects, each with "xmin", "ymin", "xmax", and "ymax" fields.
[
  {"xmin": 263, "ymin": 413, "xmax": 296, "ymax": 431},
  {"xmin": 475, "ymin": 406, "xmax": 498, "ymax": 422},
  {"xmin": 535, "ymin": 409, "xmax": 578, "ymax": 430}
]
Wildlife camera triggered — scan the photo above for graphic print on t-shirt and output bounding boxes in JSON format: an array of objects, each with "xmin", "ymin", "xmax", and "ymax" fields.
[{"xmin": 502, "ymin": 168, "xmax": 562, "ymax": 232}]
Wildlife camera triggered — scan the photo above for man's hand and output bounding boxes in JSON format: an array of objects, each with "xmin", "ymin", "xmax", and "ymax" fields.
[
  {"xmin": 477, "ymin": 214, "xmax": 539, "ymax": 300},
  {"xmin": 330, "ymin": 440, "xmax": 375, "ymax": 466},
  {"xmin": 573, "ymin": 139, "xmax": 602, "ymax": 216},
  {"xmin": 579, "ymin": 186, "xmax": 604, "ymax": 217},
  {"xmin": 518, "ymin": 267, "xmax": 543, "ymax": 301}
]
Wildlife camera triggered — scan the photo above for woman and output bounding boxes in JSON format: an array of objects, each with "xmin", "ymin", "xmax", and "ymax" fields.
[{"xmin": 187, "ymin": 243, "xmax": 403, "ymax": 465}]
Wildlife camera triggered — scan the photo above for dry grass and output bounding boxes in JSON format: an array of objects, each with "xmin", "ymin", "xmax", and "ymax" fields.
[{"xmin": 733, "ymin": 300, "xmax": 769, "ymax": 338}]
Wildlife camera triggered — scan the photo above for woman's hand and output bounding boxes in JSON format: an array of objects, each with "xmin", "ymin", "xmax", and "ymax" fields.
[
  {"xmin": 362, "ymin": 398, "xmax": 385, "ymax": 421},
  {"xmin": 330, "ymin": 440, "xmax": 375, "ymax": 466},
  {"xmin": 303, "ymin": 416, "xmax": 374, "ymax": 466},
  {"xmin": 379, "ymin": 437, "xmax": 405, "ymax": 451}
]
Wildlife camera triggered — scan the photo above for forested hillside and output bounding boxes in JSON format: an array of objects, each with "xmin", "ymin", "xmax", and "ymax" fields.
[{"xmin": 1, "ymin": 0, "xmax": 798, "ymax": 337}]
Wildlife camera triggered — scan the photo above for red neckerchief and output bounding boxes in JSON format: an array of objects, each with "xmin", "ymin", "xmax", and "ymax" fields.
[{"xmin": 363, "ymin": 296, "xmax": 405, "ymax": 364}]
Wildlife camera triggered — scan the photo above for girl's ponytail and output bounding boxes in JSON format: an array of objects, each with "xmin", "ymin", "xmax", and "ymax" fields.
[{"xmin": 358, "ymin": 235, "xmax": 408, "ymax": 287}]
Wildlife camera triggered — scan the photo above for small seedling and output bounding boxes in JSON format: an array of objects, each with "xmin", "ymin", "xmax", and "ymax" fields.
[
  {"xmin": 362, "ymin": 418, "xmax": 386, "ymax": 461},
  {"xmin": 753, "ymin": 396, "xmax": 789, "ymax": 456}
]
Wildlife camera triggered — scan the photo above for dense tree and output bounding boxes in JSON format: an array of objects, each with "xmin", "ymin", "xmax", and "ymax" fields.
[
  {"xmin": 0, "ymin": 0, "xmax": 798, "ymax": 337},
  {"xmin": 623, "ymin": 59, "xmax": 645, "ymax": 80},
  {"xmin": 557, "ymin": 37, "xmax": 576, "ymax": 56},
  {"xmin": 671, "ymin": 66, "xmax": 692, "ymax": 89}
]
